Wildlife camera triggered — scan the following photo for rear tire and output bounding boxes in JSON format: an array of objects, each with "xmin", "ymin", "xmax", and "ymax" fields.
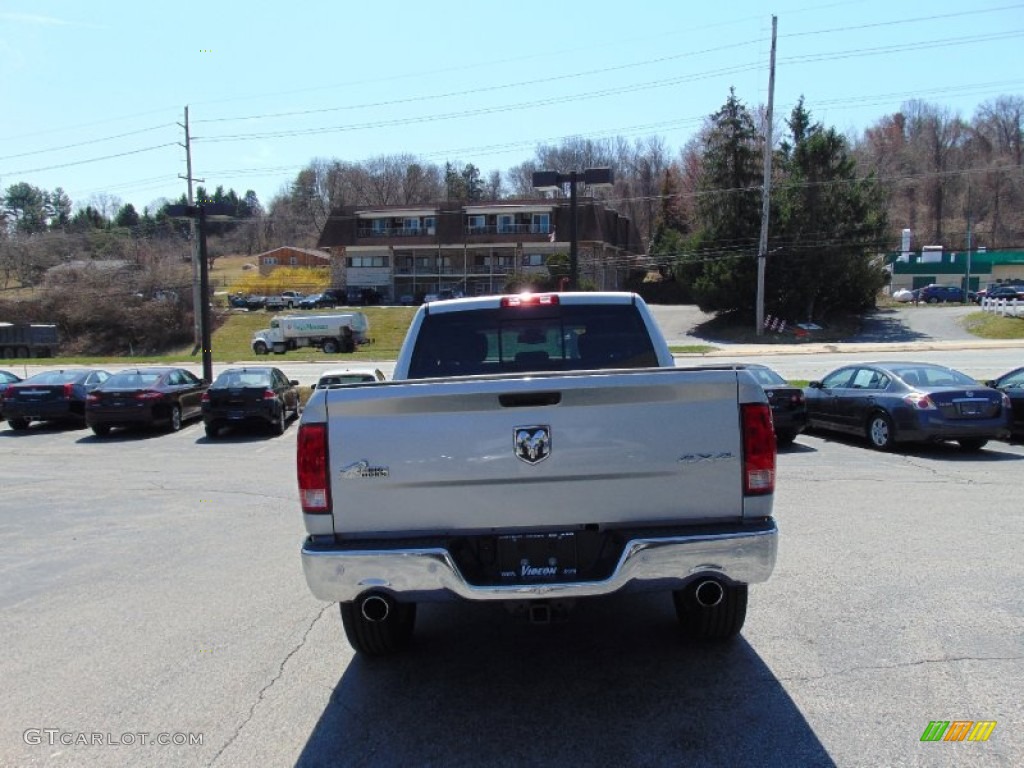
[
  {"xmin": 340, "ymin": 599, "xmax": 416, "ymax": 657},
  {"xmin": 168, "ymin": 405, "xmax": 182, "ymax": 432},
  {"xmin": 673, "ymin": 583, "xmax": 748, "ymax": 641},
  {"xmin": 205, "ymin": 423, "xmax": 219, "ymax": 439},
  {"xmin": 271, "ymin": 408, "xmax": 286, "ymax": 436},
  {"xmin": 322, "ymin": 339, "xmax": 339, "ymax": 354},
  {"xmin": 8, "ymin": 417, "xmax": 30, "ymax": 431},
  {"xmin": 776, "ymin": 430, "xmax": 796, "ymax": 447},
  {"xmin": 253, "ymin": 341, "xmax": 268, "ymax": 355},
  {"xmin": 866, "ymin": 412, "xmax": 895, "ymax": 451},
  {"xmin": 91, "ymin": 424, "xmax": 111, "ymax": 437},
  {"xmin": 957, "ymin": 438, "xmax": 988, "ymax": 452}
]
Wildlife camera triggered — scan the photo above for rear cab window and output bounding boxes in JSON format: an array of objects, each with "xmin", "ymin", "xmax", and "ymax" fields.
[{"xmin": 406, "ymin": 304, "xmax": 658, "ymax": 379}]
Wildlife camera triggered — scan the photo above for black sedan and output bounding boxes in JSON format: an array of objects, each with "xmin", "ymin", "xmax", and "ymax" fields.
[
  {"xmin": 86, "ymin": 367, "xmax": 208, "ymax": 436},
  {"xmin": 2, "ymin": 368, "xmax": 111, "ymax": 430},
  {"xmin": 986, "ymin": 366, "xmax": 1024, "ymax": 441},
  {"xmin": 201, "ymin": 366, "xmax": 300, "ymax": 438},
  {"xmin": 804, "ymin": 362, "xmax": 1012, "ymax": 452},
  {"xmin": 297, "ymin": 293, "xmax": 336, "ymax": 310},
  {"xmin": 0, "ymin": 369, "xmax": 24, "ymax": 422},
  {"xmin": 726, "ymin": 364, "xmax": 807, "ymax": 446}
]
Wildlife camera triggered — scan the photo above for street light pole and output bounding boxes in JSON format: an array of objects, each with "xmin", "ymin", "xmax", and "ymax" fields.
[
  {"xmin": 568, "ymin": 170, "xmax": 579, "ymax": 291},
  {"xmin": 532, "ymin": 167, "xmax": 613, "ymax": 291}
]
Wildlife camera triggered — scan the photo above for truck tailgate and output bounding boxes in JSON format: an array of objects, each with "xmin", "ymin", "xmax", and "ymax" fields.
[{"xmin": 322, "ymin": 368, "xmax": 751, "ymax": 534}]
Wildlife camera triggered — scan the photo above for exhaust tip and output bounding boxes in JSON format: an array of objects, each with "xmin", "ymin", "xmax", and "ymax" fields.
[
  {"xmin": 693, "ymin": 579, "xmax": 725, "ymax": 608},
  {"xmin": 359, "ymin": 593, "xmax": 391, "ymax": 622}
]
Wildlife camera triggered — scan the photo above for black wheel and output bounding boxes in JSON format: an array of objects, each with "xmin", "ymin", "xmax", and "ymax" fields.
[
  {"xmin": 168, "ymin": 405, "xmax": 182, "ymax": 432},
  {"xmin": 8, "ymin": 417, "xmax": 30, "ymax": 431},
  {"xmin": 205, "ymin": 422, "xmax": 219, "ymax": 439},
  {"xmin": 91, "ymin": 424, "xmax": 111, "ymax": 437},
  {"xmin": 957, "ymin": 438, "xmax": 988, "ymax": 452},
  {"xmin": 673, "ymin": 582, "xmax": 748, "ymax": 641},
  {"xmin": 866, "ymin": 412, "xmax": 895, "ymax": 451},
  {"xmin": 775, "ymin": 430, "xmax": 796, "ymax": 447},
  {"xmin": 270, "ymin": 408, "xmax": 286, "ymax": 436},
  {"xmin": 322, "ymin": 339, "xmax": 339, "ymax": 354},
  {"xmin": 253, "ymin": 341, "xmax": 268, "ymax": 355},
  {"xmin": 340, "ymin": 598, "xmax": 416, "ymax": 657}
]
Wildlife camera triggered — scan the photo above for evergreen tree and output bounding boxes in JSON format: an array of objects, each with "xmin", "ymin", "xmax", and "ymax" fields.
[
  {"xmin": 683, "ymin": 89, "xmax": 763, "ymax": 314},
  {"xmin": 115, "ymin": 203, "xmax": 140, "ymax": 229},
  {"xmin": 770, "ymin": 98, "xmax": 889, "ymax": 322}
]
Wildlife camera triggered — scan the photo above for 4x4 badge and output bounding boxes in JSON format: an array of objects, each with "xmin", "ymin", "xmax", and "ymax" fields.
[{"xmin": 515, "ymin": 426, "xmax": 551, "ymax": 464}]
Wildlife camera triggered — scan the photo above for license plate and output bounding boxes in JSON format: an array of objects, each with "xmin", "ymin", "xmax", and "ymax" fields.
[
  {"xmin": 229, "ymin": 411, "xmax": 245, "ymax": 420},
  {"xmin": 958, "ymin": 403, "xmax": 982, "ymax": 416},
  {"xmin": 498, "ymin": 532, "xmax": 577, "ymax": 583}
]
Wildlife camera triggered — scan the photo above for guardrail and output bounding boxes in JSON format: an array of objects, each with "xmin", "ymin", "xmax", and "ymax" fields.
[{"xmin": 980, "ymin": 297, "xmax": 1023, "ymax": 317}]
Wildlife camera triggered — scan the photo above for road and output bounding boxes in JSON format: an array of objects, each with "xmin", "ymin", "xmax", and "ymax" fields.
[{"xmin": 1, "ymin": 421, "xmax": 1021, "ymax": 767}]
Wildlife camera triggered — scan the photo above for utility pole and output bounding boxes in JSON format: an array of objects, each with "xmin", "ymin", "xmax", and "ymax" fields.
[
  {"xmin": 964, "ymin": 177, "xmax": 973, "ymax": 302},
  {"xmin": 756, "ymin": 15, "xmax": 778, "ymax": 337},
  {"xmin": 177, "ymin": 106, "xmax": 204, "ymax": 349}
]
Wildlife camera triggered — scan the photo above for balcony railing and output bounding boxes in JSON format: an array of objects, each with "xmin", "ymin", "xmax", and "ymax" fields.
[
  {"xmin": 358, "ymin": 226, "xmax": 436, "ymax": 238},
  {"xmin": 465, "ymin": 223, "xmax": 549, "ymax": 235}
]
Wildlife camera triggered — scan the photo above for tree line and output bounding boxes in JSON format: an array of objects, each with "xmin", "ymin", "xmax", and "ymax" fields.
[{"xmin": 2, "ymin": 92, "xmax": 1021, "ymax": 322}]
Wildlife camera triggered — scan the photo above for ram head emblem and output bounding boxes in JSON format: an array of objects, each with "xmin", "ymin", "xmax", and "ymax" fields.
[{"xmin": 514, "ymin": 426, "xmax": 551, "ymax": 465}]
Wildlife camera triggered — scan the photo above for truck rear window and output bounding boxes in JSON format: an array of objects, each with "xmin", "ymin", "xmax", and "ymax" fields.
[{"xmin": 407, "ymin": 304, "xmax": 658, "ymax": 379}]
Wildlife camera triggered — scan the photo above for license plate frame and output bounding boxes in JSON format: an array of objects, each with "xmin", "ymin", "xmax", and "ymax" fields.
[{"xmin": 497, "ymin": 532, "xmax": 578, "ymax": 584}]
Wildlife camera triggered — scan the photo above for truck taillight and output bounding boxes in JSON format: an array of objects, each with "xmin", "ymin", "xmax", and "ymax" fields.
[
  {"xmin": 263, "ymin": 389, "xmax": 277, "ymax": 400},
  {"xmin": 742, "ymin": 403, "xmax": 775, "ymax": 496},
  {"xmin": 297, "ymin": 423, "xmax": 331, "ymax": 514},
  {"xmin": 201, "ymin": 392, "xmax": 210, "ymax": 402}
]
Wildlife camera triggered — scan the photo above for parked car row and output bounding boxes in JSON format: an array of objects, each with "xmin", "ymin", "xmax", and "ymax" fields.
[
  {"xmin": 5, "ymin": 361, "xmax": 1020, "ymax": 450},
  {"xmin": 1, "ymin": 366, "xmax": 312, "ymax": 440}
]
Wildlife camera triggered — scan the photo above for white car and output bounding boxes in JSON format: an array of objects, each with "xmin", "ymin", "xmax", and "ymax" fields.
[
  {"xmin": 892, "ymin": 288, "xmax": 915, "ymax": 303},
  {"xmin": 311, "ymin": 368, "xmax": 386, "ymax": 389}
]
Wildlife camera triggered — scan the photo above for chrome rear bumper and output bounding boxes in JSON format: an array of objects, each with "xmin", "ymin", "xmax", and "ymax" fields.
[{"xmin": 302, "ymin": 519, "xmax": 778, "ymax": 603}]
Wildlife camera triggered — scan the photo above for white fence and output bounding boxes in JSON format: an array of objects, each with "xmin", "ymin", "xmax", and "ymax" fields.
[{"xmin": 980, "ymin": 297, "xmax": 1023, "ymax": 317}]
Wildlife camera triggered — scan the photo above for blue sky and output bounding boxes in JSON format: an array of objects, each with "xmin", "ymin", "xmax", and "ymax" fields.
[{"xmin": 1, "ymin": 0, "xmax": 1021, "ymax": 215}]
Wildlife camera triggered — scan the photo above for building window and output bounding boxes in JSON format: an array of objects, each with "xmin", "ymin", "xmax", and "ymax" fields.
[
  {"xmin": 371, "ymin": 219, "xmax": 388, "ymax": 235},
  {"xmin": 347, "ymin": 255, "xmax": 387, "ymax": 268},
  {"xmin": 290, "ymin": 256, "xmax": 298, "ymax": 265},
  {"xmin": 532, "ymin": 213, "xmax": 550, "ymax": 234},
  {"xmin": 404, "ymin": 217, "xmax": 420, "ymax": 233},
  {"xmin": 498, "ymin": 214, "xmax": 515, "ymax": 234},
  {"xmin": 521, "ymin": 253, "xmax": 545, "ymax": 267},
  {"xmin": 264, "ymin": 257, "xmax": 277, "ymax": 265},
  {"xmin": 424, "ymin": 216, "xmax": 436, "ymax": 235},
  {"xmin": 467, "ymin": 215, "xmax": 486, "ymax": 232}
]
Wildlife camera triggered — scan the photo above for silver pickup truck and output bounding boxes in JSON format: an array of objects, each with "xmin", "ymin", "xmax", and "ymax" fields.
[{"xmin": 298, "ymin": 292, "xmax": 778, "ymax": 656}]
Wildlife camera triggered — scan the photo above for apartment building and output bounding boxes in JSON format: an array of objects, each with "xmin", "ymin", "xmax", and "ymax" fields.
[{"xmin": 316, "ymin": 198, "xmax": 643, "ymax": 303}]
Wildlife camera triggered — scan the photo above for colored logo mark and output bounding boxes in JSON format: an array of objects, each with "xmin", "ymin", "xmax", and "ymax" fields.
[{"xmin": 920, "ymin": 721, "xmax": 997, "ymax": 742}]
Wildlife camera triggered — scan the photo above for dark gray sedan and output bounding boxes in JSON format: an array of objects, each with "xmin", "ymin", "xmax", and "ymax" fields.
[
  {"xmin": 804, "ymin": 361, "xmax": 1011, "ymax": 451},
  {"xmin": 86, "ymin": 367, "xmax": 208, "ymax": 436},
  {"xmin": 2, "ymin": 368, "xmax": 110, "ymax": 430}
]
